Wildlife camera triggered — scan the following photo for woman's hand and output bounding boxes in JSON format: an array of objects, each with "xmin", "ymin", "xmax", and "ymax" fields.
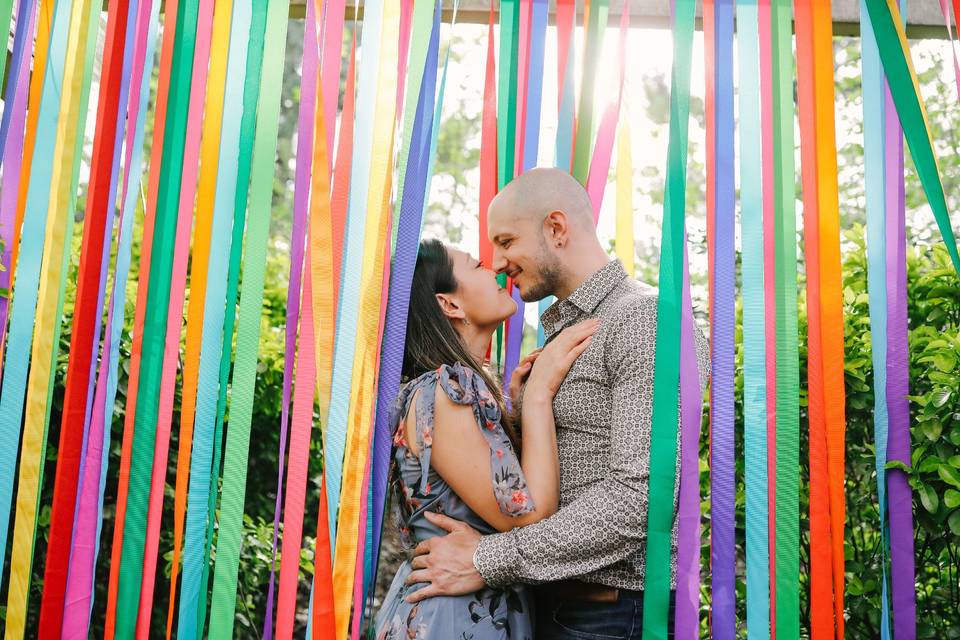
[
  {"xmin": 524, "ymin": 318, "xmax": 600, "ymax": 402},
  {"xmin": 509, "ymin": 348, "xmax": 541, "ymax": 408}
]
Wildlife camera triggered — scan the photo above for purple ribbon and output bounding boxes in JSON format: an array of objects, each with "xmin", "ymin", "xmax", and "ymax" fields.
[
  {"xmin": 369, "ymin": 0, "xmax": 442, "ymax": 586},
  {"xmin": 675, "ymin": 239, "xmax": 705, "ymax": 638},
  {"xmin": 708, "ymin": 0, "xmax": 737, "ymax": 636},
  {"xmin": 884, "ymin": 83, "xmax": 916, "ymax": 640},
  {"xmin": 0, "ymin": 0, "xmax": 38, "ymax": 361}
]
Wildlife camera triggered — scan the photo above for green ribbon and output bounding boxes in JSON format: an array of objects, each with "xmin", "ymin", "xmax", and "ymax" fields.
[
  {"xmin": 772, "ymin": 0, "xmax": 800, "ymax": 637},
  {"xmin": 115, "ymin": 1, "xmax": 201, "ymax": 636},
  {"xmin": 571, "ymin": 0, "xmax": 608, "ymax": 184},
  {"xmin": 206, "ymin": 0, "xmax": 290, "ymax": 636},
  {"xmin": 198, "ymin": 2, "xmax": 269, "ymax": 628},
  {"xmin": 862, "ymin": 0, "xmax": 960, "ymax": 274},
  {"xmin": 641, "ymin": 0, "xmax": 694, "ymax": 637},
  {"xmin": 0, "ymin": 1, "xmax": 15, "ymax": 88}
]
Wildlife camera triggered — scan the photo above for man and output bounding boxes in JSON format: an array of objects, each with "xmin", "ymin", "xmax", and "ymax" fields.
[{"xmin": 405, "ymin": 168, "xmax": 710, "ymax": 639}]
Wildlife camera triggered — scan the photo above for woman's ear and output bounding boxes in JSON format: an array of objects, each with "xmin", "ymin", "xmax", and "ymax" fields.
[{"xmin": 435, "ymin": 292, "xmax": 465, "ymax": 321}]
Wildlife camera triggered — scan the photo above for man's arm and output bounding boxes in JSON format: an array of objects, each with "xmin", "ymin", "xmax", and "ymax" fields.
[{"xmin": 474, "ymin": 294, "xmax": 662, "ymax": 587}]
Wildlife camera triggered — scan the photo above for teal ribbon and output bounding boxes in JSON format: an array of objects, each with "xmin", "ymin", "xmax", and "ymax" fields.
[{"xmin": 737, "ymin": 1, "xmax": 770, "ymax": 636}]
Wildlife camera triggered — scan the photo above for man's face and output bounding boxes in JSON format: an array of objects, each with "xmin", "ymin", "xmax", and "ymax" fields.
[{"xmin": 487, "ymin": 208, "xmax": 564, "ymax": 302}]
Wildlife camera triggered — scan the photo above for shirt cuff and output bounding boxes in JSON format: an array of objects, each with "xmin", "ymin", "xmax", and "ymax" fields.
[{"xmin": 473, "ymin": 530, "xmax": 522, "ymax": 588}]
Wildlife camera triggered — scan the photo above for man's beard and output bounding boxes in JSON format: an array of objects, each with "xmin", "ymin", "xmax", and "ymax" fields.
[{"xmin": 520, "ymin": 252, "xmax": 564, "ymax": 302}]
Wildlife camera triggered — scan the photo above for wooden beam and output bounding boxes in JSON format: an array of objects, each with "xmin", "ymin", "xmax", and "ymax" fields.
[{"xmin": 284, "ymin": 0, "xmax": 949, "ymax": 37}]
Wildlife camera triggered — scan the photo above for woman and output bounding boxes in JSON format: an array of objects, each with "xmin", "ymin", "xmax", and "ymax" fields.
[{"xmin": 375, "ymin": 239, "xmax": 597, "ymax": 639}]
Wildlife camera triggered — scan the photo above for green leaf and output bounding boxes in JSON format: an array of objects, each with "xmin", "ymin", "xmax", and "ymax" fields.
[
  {"xmin": 938, "ymin": 464, "xmax": 960, "ymax": 489},
  {"xmin": 949, "ymin": 510, "xmax": 960, "ymax": 536},
  {"xmin": 951, "ymin": 455, "xmax": 960, "ymax": 469},
  {"xmin": 945, "ymin": 489, "xmax": 960, "ymax": 509},
  {"xmin": 886, "ymin": 460, "xmax": 912, "ymax": 474},
  {"xmin": 934, "ymin": 352, "xmax": 957, "ymax": 373},
  {"xmin": 921, "ymin": 420, "xmax": 943, "ymax": 442},
  {"xmin": 919, "ymin": 485, "xmax": 939, "ymax": 513},
  {"xmin": 931, "ymin": 388, "xmax": 953, "ymax": 408}
]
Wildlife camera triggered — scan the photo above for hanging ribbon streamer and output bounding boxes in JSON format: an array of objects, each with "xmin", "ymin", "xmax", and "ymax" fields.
[
  {"xmin": 736, "ymin": 0, "xmax": 770, "ymax": 636},
  {"xmin": 883, "ymin": 78, "xmax": 916, "ymax": 640},
  {"xmin": 0, "ymin": 0, "xmax": 40, "ymax": 362},
  {"xmin": 113, "ymin": 1, "xmax": 203, "ymax": 634},
  {"xmin": 861, "ymin": 3, "xmax": 893, "ymax": 637},
  {"xmin": 2, "ymin": 0, "xmax": 55, "ymax": 367},
  {"xmin": 757, "ymin": 1, "xmax": 780, "ymax": 629},
  {"xmin": 614, "ymin": 115, "xmax": 634, "ymax": 277},
  {"xmin": 330, "ymin": 1, "xmax": 401, "ymax": 636},
  {"xmin": 204, "ymin": 2, "xmax": 291, "ymax": 637},
  {"xmin": 539, "ymin": 0, "xmax": 575, "ymax": 347},
  {"xmin": 5, "ymin": 0, "xmax": 101, "ymax": 635},
  {"xmin": 262, "ymin": 1, "xmax": 320, "ymax": 635},
  {"xmin": 162, "ymin": 0, "xmax": 235, "ymax": 635},
  {"xmin": 641, "ymin": 0, "xmax": 695, "ymax": 637},
  {"xmin": 0, "ymin": 0, "xmax": 17, "ymax": 108},
  {"xmin": 176, "ymin": 3, "xmax": 262, "ymax": 638},
  {"xmin": 797, "ymin": 1, "xmax": 848, "ymax": 637},
  {"xmin": 198, "ymin": 4, "xmax": 271, "ymax": 628},
  {"xmin": 571, "ymin": 0, "xmax": 609, "ymax": 184},
  {"xmin": 707, "ymin": 0, "xmax": 736, "ymax": 635},
  {"xmin": 0, "ymin": 0, "xmax": 73, "ymax": 571},
  {"xmin": 61, "ymin": 1, "xmax": 160, "ymax": 635},
  {"xmin": 104, "ymin": 1, "xmax": 182, "ymax": 634},
  {"xmin": 771, "ymin": 0, "xmax": 800, "ymax": 637},
  {"xmin": 370, "ymin": 0, "xmax": 445, "ymax": 593},
  {"xmin": 324, "ymin": 0, "xmax": 390, "ymax": 548},
  {"xmin": 862, "ymin": 0, "xmax": 960, "ymax": 273},
  {"xmin": 38, "ymin": 0, "xmax": 134, "ymax": 634},
  {"xmin": 137, "ymin": 1, "xmax": 219, "ymax": 635},
  {"xmin": 675, "ymin": 241, "xmax": 705, "ymax": 640},
  {"xmin": 478, "ymin": 4, "xmax": 497, "ymax": 304},
  {"xmin": 936, "ymin": 0, "xmax": 960, "ymax": 99},
  {"xmin": 585, "ymin": 0, "xmax": 629, "ymax": 217},
  {"xmin": 307, "ymin": 36, "xmax": 360, "ymax": 637}
]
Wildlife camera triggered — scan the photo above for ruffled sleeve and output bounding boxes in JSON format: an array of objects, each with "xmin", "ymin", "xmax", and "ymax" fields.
[{"xmin": 435, "ymin": 363, "xmax": 535, "ymax": 516}]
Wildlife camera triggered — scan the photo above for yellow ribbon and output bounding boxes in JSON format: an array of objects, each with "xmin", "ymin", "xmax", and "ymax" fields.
[
  {"xmin": 615, "ymin": 112, "xmax": 634, "ymax": 277},
  {"xmin": 330, "ymin": 1, "xmax": 401, "ymax": 636},
  {"xmin": 5, "ymin": 0, "xmax": 97, "ymax": 636}
]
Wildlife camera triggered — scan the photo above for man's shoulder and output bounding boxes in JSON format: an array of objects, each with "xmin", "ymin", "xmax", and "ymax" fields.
[{"xmin": 598, "ymin": 279, "xmax": 659, "ymax": 322}]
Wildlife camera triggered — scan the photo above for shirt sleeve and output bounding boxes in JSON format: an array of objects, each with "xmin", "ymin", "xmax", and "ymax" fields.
[{"xmin": 475, "ymin": 294, "xmax": 681, "ymax": 587}]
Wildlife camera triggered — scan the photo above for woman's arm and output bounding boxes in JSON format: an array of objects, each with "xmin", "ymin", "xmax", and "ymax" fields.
[{"xmin": 410, "ymin": 385, "xmax": 558, "ymax": 532}]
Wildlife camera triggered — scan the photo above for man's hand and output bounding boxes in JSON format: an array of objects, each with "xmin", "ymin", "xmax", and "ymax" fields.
[{"xmin": 404, "ymin": 512, "xmax": 486, "ymax": 603}]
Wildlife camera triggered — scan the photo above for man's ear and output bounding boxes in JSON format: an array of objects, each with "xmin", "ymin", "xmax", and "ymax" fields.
[
  {"xmin": 544, "ymin": 210, "xmax": 570, "ymax": 248},
  {"xmin": 435, "ymin": 292, "xmax": 465, "ymax": 321}
]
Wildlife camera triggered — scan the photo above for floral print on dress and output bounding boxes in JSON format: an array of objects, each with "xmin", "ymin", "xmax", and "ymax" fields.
[{"xmin": 375, "ymin": 363, "xmax": 535, "ymax": 639}]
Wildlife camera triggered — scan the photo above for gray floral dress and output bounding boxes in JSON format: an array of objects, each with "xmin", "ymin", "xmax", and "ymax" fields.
[{"xmin": 375, "ymin": 363, "xmax": 535, "ymax": 640}]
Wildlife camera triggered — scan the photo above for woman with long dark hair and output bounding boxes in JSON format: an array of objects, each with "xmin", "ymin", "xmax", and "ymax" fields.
[{"xmin": 376, "ymin": 239, "xmax": 597, "ymax": 639}]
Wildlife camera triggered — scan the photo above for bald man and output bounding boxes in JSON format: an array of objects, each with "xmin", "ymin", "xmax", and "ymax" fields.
[{"xmin": 407, "ymin": 168, "xmax": 710, "ymax": 639}]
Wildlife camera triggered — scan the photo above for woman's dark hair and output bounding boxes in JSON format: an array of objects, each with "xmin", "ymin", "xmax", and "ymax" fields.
[{"xmin": 402, "ymin": 239, "xmax": 520, "ymax": 450}]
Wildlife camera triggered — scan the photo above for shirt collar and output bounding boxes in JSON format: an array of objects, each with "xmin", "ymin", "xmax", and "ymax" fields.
[{"xmin": 540, "ymin": 260, "xmax": 629, "ymax": 337}]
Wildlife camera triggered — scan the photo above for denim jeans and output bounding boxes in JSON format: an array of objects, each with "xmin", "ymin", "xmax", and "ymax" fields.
[{"xmin": 535, "ymin": 588, "xmax": 676, "ymax": 640}]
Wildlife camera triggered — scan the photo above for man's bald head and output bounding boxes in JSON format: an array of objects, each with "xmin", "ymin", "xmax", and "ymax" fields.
[
  {"xmin": 485, "ymin": 168, "xmax": 610, "ymax": 302},
  {"xmin": 488, "ymin": 167, "xmax": 595, "ymax": 231}
]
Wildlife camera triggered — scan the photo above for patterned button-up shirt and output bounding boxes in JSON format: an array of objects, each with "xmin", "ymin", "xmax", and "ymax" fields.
[{"xmin": 474, "ymin": 260, "xmax": 710, "ymax": 590}]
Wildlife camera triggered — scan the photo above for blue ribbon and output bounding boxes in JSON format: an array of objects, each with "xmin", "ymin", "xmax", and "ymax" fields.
[
  {"xmin": 736, "ymin": 0, "xmax": 770, "ymax": 636},
  {"xmin": 0, "ymin": 0, "xmax": 75, "ymax": 561},
  {"xmin": 861, "ymin": 1, "xmax": 892, "ymax": 636},
  {"xmin": 710, "ymin": 0, "xmax": 737, "ymax": 635}
]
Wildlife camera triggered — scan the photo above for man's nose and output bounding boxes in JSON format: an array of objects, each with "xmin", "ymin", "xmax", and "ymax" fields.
[{"xmin": 491, "ymin": 248, "xmax": 508, "ymax": 273}]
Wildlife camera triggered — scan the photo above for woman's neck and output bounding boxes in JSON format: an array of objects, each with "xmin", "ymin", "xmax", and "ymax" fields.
[{"xmin": 457, "ymin": 324, "xmax": 496, "ymax": 366}]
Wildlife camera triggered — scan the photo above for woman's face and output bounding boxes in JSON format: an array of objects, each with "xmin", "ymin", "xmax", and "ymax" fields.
[{"xmin": 446, "ymin": 247, "xmax": 517, "ymax": 329}]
